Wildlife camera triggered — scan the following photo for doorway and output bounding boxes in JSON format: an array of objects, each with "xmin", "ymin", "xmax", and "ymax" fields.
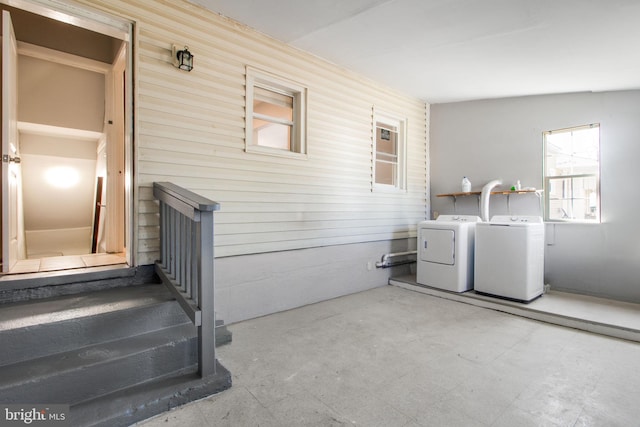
[{"xmin": 1, "ymin": 2, "xmax": 132, "ymax": 274}]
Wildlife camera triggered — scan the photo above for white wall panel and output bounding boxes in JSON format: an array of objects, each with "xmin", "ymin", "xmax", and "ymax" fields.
[{"xmin": 79, "ymin": 0, "xmax": 428, "ymax": 264}]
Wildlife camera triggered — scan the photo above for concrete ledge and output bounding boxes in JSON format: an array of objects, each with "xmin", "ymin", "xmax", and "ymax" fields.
[
  {"xmin": 390, "ymin": 275, "xmax": 640, "ymax": 343},
  {"xmin": 0, "ymin": 265, "xmax": 158, "ymax": 304}
]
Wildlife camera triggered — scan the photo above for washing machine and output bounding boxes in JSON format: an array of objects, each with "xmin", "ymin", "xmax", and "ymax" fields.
[
  {"xmin": 474, "ymin": 215, "xmax": 545, "ymax": 302},
  {"xmin": 417, "ymin": 215, "xmax": 481, "ymax": 292}
]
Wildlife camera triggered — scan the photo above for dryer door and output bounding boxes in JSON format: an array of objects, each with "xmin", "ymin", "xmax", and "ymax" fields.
[{"xmin": 419, "ymin": 228, "xmax": 455, "ymax": 265}]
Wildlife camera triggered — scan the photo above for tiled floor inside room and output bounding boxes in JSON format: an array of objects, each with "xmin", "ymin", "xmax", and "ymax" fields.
[
  {"xmin": 136, "ymin": 285, "xmax": 640, "ymax": 427},
  {"xmin": 10, "ymin": 253, "xmax": 126, "ymax": 274}
]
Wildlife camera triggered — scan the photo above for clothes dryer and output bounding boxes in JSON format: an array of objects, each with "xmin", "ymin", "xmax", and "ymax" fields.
[{"xmin": 417, "ymin": 215, "xmax": 481, "ymax": 292}]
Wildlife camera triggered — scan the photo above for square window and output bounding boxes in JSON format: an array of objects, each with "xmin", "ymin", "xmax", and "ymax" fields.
[
  {"xmin": 373, "ymin": 111, "xmax": 406, "ymax": 191},
  {"xmin": 245, "ymin": 67, "xmax": 306, "ymax": 158},
  {"xmin": 544, "ymin": 124, "xmax": 600, "ymax": 222}
]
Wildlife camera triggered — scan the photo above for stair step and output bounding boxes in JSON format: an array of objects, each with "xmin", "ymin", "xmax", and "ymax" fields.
[
  {"xmin": 0, "ymin": 284, "xmax": 172, "ymax": 330},
  {"xmin": 0, "ymin": 270, "xmax": 232, "ymax": 426},
  {"xmin": 0, "ymin": 285, "xmax": 191, "ymax": 367},
  {"xmin": 0, "ymin": 265, "xmax": 158, "ymax": 304},
  {"xmin": 72, "ymin": 361, "xmax": 231, "ymax": 427},
  {"xmin": 0, "ymin": 323, "xmax": 198, "ymax": 405}
]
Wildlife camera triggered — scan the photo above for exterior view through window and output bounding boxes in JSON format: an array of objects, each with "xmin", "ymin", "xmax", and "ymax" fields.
[
  {"xmin": 252, "ymin": 86, "xmax": 294, "ymax": 150},
  {"xmin": 375, "ymin": 120, "xmax": 398, "ymax": 186},
  {"xmin": 544, "ymin": 124, "xmax": 600, "ymax": 222},
  {"xmin": 374, "ymin": 112, "xmax": 406, "ymax": 191},
  {"xmin": 245, "ymin": 67, "xmax": 306, "ymax": 157}
]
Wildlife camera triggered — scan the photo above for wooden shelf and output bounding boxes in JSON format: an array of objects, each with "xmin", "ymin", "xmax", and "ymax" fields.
[{"xmin": 437, "ymin": 189, "xmax": 540, "ymax": 197}]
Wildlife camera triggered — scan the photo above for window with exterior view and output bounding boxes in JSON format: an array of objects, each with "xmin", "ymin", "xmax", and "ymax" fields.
[
  {"xmin": 252, "ymin": 86, "xmax": 293, "ymax": 150},
  {"xmin": 245, "ymin": 67, "xmax": 306, "ymax": 158},
  {"xmin": 544, "ymin": 124, "xmax": 600, "ymax": 222},
  {"xmin": 373, "ymin": 111, "xmax": 406, "ymax": 191},
  {"xmin": 375, "ymin": 121, "xmax": 398, "ymax": 186}
]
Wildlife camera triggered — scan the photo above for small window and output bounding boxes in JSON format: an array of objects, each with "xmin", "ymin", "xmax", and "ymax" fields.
[
  {"xmin": 245, "ymin": 67, "xmax": 306, "ymax": 158},
  {"xmin": 373, "ymin": 111, "xmax": 406, "ymax": 191},
  {"xmin": 544, "ymin": 124, "xmax": 600, "ymax": 222}
]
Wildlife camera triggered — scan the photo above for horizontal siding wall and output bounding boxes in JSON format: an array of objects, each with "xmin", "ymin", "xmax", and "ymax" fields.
[{"xmin": 81, "ymin": 0, "xmax": 428, "ymax": 264}]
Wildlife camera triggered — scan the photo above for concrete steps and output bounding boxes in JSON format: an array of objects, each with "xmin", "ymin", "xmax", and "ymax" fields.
[
  {"xmin": 0, "ymin": 276, "xmax": 231, "ymax": 426},
  {"xmin": 0, "ymin": 285, "xmax": 191, "ymax": 366},
  {"xmin": 0, "ymin": 323, "xmax": 198, "ymax": 404},
  {"xmin": 73, "ymin": 361, "xmax": 230, "ymax": 427}
]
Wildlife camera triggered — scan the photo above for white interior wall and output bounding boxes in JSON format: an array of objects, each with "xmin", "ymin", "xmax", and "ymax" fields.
[
  {"xmin": 17, "ymin": 52, "xmax": 104, "ymax": 258},
  {"xmin": 430, "ymin": 90, "xmax": 640, "ymax": 303},
  {"xmin": 20, "ymin": 151, "xmax": 97, "ymax": 229},
  {"xmin": 20, "ymin": 132, "xmax": 98, "ymax": 257},
  {"xmin": 18, "ymin": 55, "xmax": 105, "ymax": 132},
  {"xmin": 24, "ymin": 228, "xmax": 92, "ymax": 257}
]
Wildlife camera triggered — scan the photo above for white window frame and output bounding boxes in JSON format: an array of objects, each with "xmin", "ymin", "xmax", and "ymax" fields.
[
  {"xmin": 245, "ymin": 66, "xmax": 307, "ymax": 159},
  {"xmin": 543, "ymin": 123, "xmax": 601, "ymax": 223},
  {"xmin": 372, "ymin": 109, "xmax": 407, "ymax": 192}
]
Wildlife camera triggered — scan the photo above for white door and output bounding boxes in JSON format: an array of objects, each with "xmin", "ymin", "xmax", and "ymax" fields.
[
  {"xmin": 2, "ymin": 10, "xmax": 21, "ymax": 273},
  {"xmin": 419, "ymin": 228, "xmax": 455, "ymax": 265}
]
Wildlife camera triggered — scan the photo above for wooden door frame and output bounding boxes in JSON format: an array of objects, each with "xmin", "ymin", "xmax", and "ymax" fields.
[{"xmin": 105, "ymin": 43, "xmax": 126, "ymax": 254}]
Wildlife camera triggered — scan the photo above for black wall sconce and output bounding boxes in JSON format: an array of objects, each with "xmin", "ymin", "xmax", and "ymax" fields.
[{"xmin": 172, "ymin": 45, "xmax": 194, "ymax": 71}]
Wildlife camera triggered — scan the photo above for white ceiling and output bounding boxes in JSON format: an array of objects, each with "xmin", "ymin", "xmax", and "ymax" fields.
[{"xmin": 189, "ymin": 0, "xmax": 640, "ymax": 104}]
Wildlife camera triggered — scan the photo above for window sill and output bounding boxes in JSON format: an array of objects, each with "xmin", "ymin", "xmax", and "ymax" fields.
[
  {"xmin": 373, "ymin": 184, "xmax": 406, "ymax": 194},
  {"xmin": 245, "ymin": 144, "xmax": 308, "ymax": 160},
  {"xmin": 544, "ymin": 220, "xmax": 601, "ymax": 225}
]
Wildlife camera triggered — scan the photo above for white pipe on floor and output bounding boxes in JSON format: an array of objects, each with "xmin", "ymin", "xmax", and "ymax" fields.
[{"xmin": 376, "ymin": 250, "xmax": 417, "ymax": 268}]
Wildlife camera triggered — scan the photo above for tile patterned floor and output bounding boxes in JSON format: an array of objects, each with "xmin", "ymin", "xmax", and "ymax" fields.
[{"xmin": 136, "ymin": 285, "xmax": 640, "ymax": 426}]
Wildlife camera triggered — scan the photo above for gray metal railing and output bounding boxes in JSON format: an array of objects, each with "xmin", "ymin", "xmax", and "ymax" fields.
[{"xmin": 153, "ymin": 182, "xmax": 220, "ymax": 377}]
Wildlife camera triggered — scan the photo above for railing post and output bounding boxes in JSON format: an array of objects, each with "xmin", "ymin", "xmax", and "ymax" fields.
[
  {"xmin": 153, "ymin": 182, "xmax": 220, "ymax": 378},
  {"xmin": 159, "ymin": 201, "xmax": 166, "ymax": 269},
  {"xmin": 198, "ymin": 210, "xmax": 215, "ymax": 376}
]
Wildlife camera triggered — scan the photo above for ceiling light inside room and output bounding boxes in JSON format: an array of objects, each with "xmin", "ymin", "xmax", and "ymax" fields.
[{"xmin": 45, "ymin": 166, "xmax": 80, "ymax": 189}]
